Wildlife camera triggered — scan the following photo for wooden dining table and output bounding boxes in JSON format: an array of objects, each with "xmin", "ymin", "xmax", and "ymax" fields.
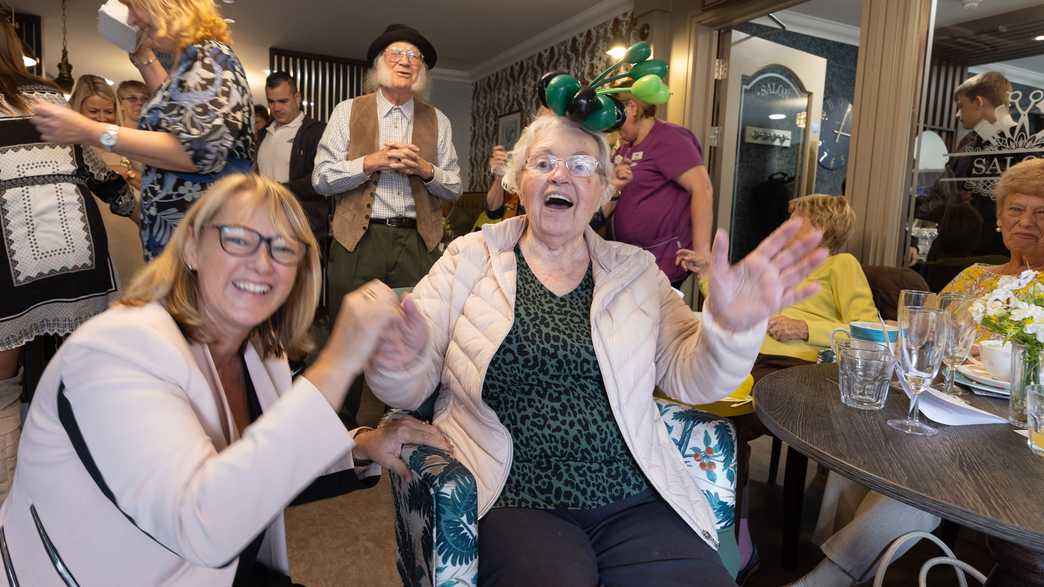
[{"xmin": 755, "ymin": 363, "xmax": 1044, "ymax": 586}]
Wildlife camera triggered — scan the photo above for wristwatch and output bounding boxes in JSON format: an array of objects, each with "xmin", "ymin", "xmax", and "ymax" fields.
[{"xmin": 100, "ymin": 124, "xmax": 120, "ymax": 152}]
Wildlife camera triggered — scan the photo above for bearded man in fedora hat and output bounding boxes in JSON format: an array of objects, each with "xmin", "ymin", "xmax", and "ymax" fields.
[{"xmin": 313, "ymin": 24, "xmax": 461, "ymax": 423}]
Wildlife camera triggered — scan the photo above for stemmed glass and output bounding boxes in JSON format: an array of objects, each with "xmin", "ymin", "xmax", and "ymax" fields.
[
  {"xmin": 888, "ymin": 307, "xmax": 949, "ymax": 436},
  {"xmin": 897, "ymin": 289, "xmax": 936, "ymax": 324},
  {"xmin": 939, "ymin": 294, "xmax": 977, "ymax": 396}
]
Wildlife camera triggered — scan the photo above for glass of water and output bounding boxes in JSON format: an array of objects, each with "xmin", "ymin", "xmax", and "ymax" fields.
[
  {"xmin": 888, "ymin": 307, "xmax": 948, "ymax": 436},
  {"xmin": 837, "ymin": 339, "xmax": 894, "ymax": 410},
  {"xmin": 1027, "ymin": 385, "xmax": 1044, "ymax": 457}
]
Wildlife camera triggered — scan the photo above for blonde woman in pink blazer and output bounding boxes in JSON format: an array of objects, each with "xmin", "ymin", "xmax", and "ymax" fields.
[{"xmin": 0, "ymin": 174, "xmax": 448, "ymax": 586}]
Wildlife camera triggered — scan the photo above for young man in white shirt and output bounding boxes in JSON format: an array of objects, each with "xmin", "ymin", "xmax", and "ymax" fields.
[{"xmin": 257, "ymin": 72, "xmax": 329, "ymax": 245}]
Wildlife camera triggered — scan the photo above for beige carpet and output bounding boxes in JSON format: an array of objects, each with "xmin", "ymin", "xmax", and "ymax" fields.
[{"xmin": 286, "ymin": 475, "xmax": 401, "ymax": 586}]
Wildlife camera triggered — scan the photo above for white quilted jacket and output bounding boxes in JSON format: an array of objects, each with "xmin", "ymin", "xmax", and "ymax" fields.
[{"xmin": 367, "ymin": 217, "xmax": 766, "ymax": 548}]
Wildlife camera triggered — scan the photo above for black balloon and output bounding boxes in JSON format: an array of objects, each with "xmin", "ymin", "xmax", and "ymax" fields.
[
  {"xmin": 538, "ymin": 70, "xmax": 569, "ymax": 108},
  {"xmin": 566, "ymin": 86, "xmax": 598, "ymax": 122}
]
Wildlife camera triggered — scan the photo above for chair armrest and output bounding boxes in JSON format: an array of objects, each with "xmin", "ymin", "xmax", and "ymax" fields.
[
  {"xmin": 389, "ymin": 442, "xmax": 478, "ymax": 587},
  {"xmin": 654, "ymin": 397, "xmax": 738, "ymax": 531}
]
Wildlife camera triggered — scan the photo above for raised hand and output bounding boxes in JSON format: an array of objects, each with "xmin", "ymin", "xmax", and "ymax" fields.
[
  {"xmin": 706, "ymin": 218, "xmax": 827, "ymax": 333},
  {"xmin": 611, "ymin": 160, "xmax": 633, "ymax": 191},
  {"xmin": 372, "ymin": 295, "xmax": 430, "ymax": 371},
  {"xmin": 305, "ymin": 281, "xmax": 403, "ymax": 409},
  {"xmin": 488, "ymin": 145, "xmax": 508, "ymax": 174}
]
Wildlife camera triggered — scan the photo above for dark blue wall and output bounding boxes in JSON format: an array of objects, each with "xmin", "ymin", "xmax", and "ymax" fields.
[{"xmin": 735, "ymin": 23, "xmax": 859, "ymax": 196}]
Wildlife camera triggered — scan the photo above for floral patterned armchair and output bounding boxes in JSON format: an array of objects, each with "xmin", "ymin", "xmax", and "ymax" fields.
[{"xmin": 387, "ymin": 395, "xmax": 739, "ymax": 587}]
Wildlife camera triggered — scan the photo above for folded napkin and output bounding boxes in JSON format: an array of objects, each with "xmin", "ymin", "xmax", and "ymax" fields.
[{"xmin": 910, "ymin": 387, "xmax": 1008, "ymax": 426}]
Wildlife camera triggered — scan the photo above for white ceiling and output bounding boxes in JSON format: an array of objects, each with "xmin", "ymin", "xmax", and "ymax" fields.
[
  {"xmin": 783, "ymin": 0, "xmax": 1044, "ymax": 78},
  {"xmin": 11, "ymin": 0, "xmax": 629, "ymax": 104},
  {"xmin": 787, "ymin": 0, "xmax": 1044, "ymax": 28}
]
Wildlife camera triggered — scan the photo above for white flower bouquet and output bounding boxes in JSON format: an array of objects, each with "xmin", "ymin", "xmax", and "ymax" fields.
[{"xmin": 969, "ymin": 269, "xmax": 1043, "ymax": 426}]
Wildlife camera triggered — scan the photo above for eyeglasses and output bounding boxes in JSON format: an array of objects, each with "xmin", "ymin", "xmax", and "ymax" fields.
[
  {"xmin": 384, "ymin": 48, "xmax": 420, "ymax": 65},
  {"xmin": 208, "ymin": 224, "xmax": 307, "ymax": 265},
  {"xmin": 525, "ymin": 154, "xmax": 601, "ymax": 177}
]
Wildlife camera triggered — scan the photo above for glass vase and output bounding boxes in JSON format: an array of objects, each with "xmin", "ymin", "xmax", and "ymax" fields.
[{"xmin": 1009, "ymin": 343, "xmax": 1041, "ymax": 428}]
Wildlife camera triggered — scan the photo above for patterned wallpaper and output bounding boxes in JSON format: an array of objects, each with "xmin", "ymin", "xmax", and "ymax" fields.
[{"xmin": 467, "ymin": 12, "xmax": 633, "ymax": 191}]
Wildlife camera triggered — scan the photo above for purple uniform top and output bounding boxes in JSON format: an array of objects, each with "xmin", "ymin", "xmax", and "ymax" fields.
[{"xmin": 612, "ymin": 119, "xmax": 705, "ymax": 285}]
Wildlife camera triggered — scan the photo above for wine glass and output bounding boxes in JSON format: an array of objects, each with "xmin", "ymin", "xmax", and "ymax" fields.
[
  {"xmin": 940, "ymin": 296, "xmax": 977, "ymax": 396},
  {"xmin": 888, "ymin": 307, "xmax": 949, "ymax": 436},
  {"xmin": 897, "ymin": 289, "xmax": 936, "ymax": 325}
]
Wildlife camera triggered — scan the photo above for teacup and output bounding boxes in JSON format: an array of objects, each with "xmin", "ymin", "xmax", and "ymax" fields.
[
  {"xmin": 830, "ymin": 321, "xmax": 898, "ymax": 359},
  {"xmin": 979, "ymin": 339, "xmax": 1012, "ymax": 381}
]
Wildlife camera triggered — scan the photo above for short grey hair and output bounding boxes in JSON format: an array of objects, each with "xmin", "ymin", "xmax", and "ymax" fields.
[
  {"xmin": 362, "ymin": 53, "xmax": 431, "ymax": 101},
  {"xmin": 501, "ymin": 115, "xmax": 615, "ymax": 204}
]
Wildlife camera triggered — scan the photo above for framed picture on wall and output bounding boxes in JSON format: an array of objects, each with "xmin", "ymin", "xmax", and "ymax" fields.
[{"xmin": 497, "ymin": 111, "xmax": 522, "ymax": 150}]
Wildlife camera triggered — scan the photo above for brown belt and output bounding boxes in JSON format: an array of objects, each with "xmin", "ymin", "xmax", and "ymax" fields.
[{"xmin": 369, "ymin": 217, "xmax": 417, "ymax": 229}]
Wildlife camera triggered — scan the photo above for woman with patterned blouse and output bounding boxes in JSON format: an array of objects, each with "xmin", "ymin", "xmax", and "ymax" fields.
[
  {"xmin": 31, "ymin": 0, "xmax": 253, "ymax": 260},
  {"xmin": 0, "ymin": 12, "xmax": 133, "ymax": 501},
  {"xmin": 366, "ymin": 114, "xmax": 828, "ymax": 586}
]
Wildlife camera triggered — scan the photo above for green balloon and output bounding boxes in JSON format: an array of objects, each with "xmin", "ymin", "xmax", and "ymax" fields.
[
  {"xmin": 582, "ymin": 95, "xmax": 619, "ymax": 132},
  {"xmin": 648, "ymin": 85, "xmax": 672, "ymax": 105},
  {"xmin": 624, "ymin": 42, "xmax": 652, "ymax": 64},
  {"xmin": 626, "ymin": 74, "xmax": 659, "ymax": 103},
  {"xmin": 630, "ymin": 59, "xmax": 668, "ymax": 80},
  {"xmin": 545, "ymin": 74, "xmax": 581, "ymax": 116}
]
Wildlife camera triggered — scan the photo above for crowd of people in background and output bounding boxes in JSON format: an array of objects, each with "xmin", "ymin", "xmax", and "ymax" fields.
[{"xmin": 1, "ymin": 0, "xmax": 1040, "ymax": 584}]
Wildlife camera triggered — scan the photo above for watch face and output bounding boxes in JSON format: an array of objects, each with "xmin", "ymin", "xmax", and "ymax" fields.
[
  {"xmin": 818, "ymin": 97, "xmax": 853, "ymax": 171},
  {"xmin": 101, "ymin": 126, "xmax": 118, "ymax": 148}
]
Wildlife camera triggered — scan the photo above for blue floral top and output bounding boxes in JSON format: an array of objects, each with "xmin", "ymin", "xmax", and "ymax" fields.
[{"xmin": 138, "ymin": 40, "xmax": 254, "ymax": 259}]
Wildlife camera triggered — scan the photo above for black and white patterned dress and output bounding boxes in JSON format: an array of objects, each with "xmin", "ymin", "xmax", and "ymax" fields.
[
  {"xmin": 138, "ymin": 40, "xmax": 254, "ymax": 260},
  {"xmin": 0, "ymin": 84, "xmax": 134, "ymax": 351}
]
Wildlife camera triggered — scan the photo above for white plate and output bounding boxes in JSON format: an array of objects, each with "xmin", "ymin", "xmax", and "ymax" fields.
[
  {"xmin": 956, "ymin": 376, "xmax": 1010, "ymax": 398},
  {"xmin": 957, "ymin": 362, "xmax": 1011, "ymax": 391}
]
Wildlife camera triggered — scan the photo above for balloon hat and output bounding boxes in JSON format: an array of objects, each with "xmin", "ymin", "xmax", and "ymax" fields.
[{"xmin": 538, "ymin": 41, "xmax": 671, "ymax": 133}]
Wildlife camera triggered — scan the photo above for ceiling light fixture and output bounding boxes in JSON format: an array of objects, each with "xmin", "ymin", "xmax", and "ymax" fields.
[
  {"xmin": 23, "ymin": 55, "xmax": 37, "ymax": 67},
  {"xmin": 54, "ymin": 0, "xmax": 75, "ymax": 94},
  {"xmin": 606, "ymin": 19, "xmax": 628, "ymax": 59},
  {"xmin": 1036, "ymin": 35, "xmax": 1044, "ymax": 41},
  {"xmin": 769, "ymin": 113, "xmax": 786, "ymax": 120},
  {"xmin": 224, "ymin": 18, "xmax": 235, "ymax": 24}
]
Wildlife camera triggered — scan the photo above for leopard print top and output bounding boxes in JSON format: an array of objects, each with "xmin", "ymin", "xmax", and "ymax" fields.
[{"xmin": 484, "ymin": 246, "xmax": 650, "ymax": 510}]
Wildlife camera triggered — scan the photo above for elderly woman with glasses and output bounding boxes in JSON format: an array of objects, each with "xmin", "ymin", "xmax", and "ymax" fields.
[
  {"xmin": 0, "ymin": 174, "xmax": 449, "ymax": 586},
  {"xmin": 365, "ymin": 114, "xmax": 827, "ymax": 586}
]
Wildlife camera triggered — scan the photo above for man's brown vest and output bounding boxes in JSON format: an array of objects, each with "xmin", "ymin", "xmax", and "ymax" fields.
[{"xmin": 331, "ymin": 92, "xmax": 443, "ymax": 252}]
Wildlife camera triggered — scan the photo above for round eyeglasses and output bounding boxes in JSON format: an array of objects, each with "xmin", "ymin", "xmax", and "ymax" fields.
[
  {"xmin": 384, "ymin": 48, "xmax": 420, "ymax": 65},
  {"xmin": 525, "ymin": 154, "xmax": 601, "ymax": 178},
  {"xmin": 208, "ymin": 225, "xmax": 307, "ymax": 265}
]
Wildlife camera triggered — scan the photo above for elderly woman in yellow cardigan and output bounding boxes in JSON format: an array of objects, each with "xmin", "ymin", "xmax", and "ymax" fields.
[{"xmin": 754, "ymin": 194, "xmax": 879, "ymax": 376}]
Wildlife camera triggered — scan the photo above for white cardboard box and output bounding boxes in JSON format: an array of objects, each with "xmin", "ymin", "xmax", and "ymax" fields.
[{"xmin": 97, "ymin": 0, "xmax": 138, "ymax": 53}]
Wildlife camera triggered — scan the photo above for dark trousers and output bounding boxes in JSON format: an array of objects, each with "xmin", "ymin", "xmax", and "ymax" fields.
[
  {"xmin": 326, "ymin": 224, "xmax": 441, "ymax": 424},
  {"xmin": 478, "ymin": 489, "xmax": 736, "ymax": 587}
]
